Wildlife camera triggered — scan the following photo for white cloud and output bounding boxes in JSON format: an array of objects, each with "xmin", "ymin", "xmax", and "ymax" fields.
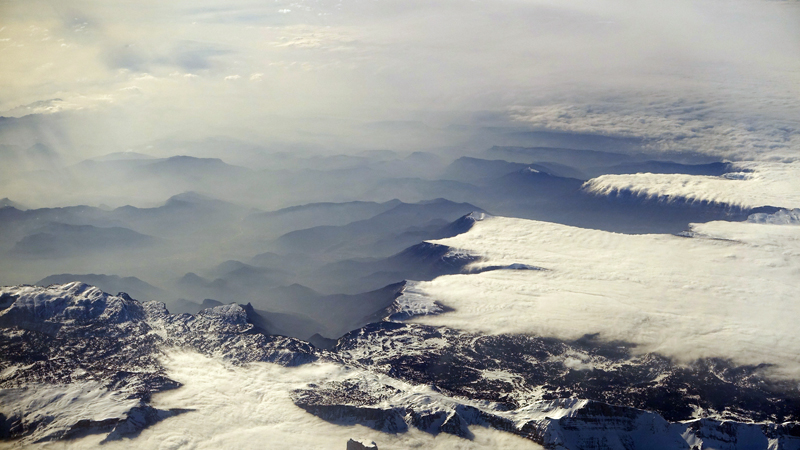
[
  {"xmin": 0, "ymin": 0, "xmax": 797, "ymax": 159},
  {"xmin": 268, "ymin": 25, "xmax": 357, "ymax": 52},
  {"xmin": 0, "ymin": 93, "xmax": 127, "ymax": 117},
  {"xmin": 132, "ymin": 73, "xmax": 157, "ymax": 81},
  {"xmin": 404, "ymin": 214, "xmax": 800, "ymax": 379},
  {"xmin": 249, "ymin": 73, "xmax": 263, "ymax": 81},
  {"xmin": 118, "ymin": 86, "xmax": 143, "ymax": 94},
  {"xmin": 583, "ymin": 161, "xmax": 800, "ymax": 210},
  {"xmin": 224, "ymin": 74, "xmax": 241, "ymax": 81},
  {"xmin": 509, "ymin": 101, "xmax": 800, "ymax": 161}
]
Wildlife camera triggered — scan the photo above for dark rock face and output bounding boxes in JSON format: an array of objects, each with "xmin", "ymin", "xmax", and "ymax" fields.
[
  {"xmin": 290, "ymin": 319, "xmax": 800, "ymax": 449},
  {"xmin": 333, "ymin": 322, "xmax": 800, "ymax": 424},
  {"xmin": 100, "ymin": 406, "xmax": 191, "ymax": 443},
  {"xmin": 295, "ymin": 377, "xmax": 800, "ymax": 450},
  {"xmin": 294, "ymin": 380, "xmax": 408, "ymax": 433},
  {"xmin": 52, "ymin": 405, "xmax": 190, "ymax": 443},
  {"xmin": 148, "ymin": 302, "xmax": 318, "ymax": 367},
  {"xmin": 0, "ymin": 284, "xmax": 169, "ymax": 402},
  {"xmin": 346, "ymin": 438, "xmax": 378, "ymax": 450},
  {"xmin": 0, "ymin": 282, "xmax": 317, "ymax": 444}
]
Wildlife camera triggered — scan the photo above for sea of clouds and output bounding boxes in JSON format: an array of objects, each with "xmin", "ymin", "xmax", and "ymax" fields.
[{"xmin": 406, "ymin": 212, "xmax": 800, "ymax": 379}]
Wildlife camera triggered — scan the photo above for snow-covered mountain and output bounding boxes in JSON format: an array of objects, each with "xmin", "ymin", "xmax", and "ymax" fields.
[
  {"xmin": 0, "ymin": 282, "xmax": 316, "ymax": 445},
  {"xmin": 3, "ymin": 279, "xmax": 800, "ymax": 449}
]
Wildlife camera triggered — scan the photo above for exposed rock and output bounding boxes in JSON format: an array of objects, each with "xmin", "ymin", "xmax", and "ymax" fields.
[
  {"xmin": 4, "ymin": 282, "xmax": 800, "ymax": 449},
  {"xmin": 0, "ymin": 283, "xmax": 317, "ymax": 444},
  {"xmin": 346, "ymin": 438, "xmax": 378, "ymax": 450},
  {"xmin": 333, "ymin": 322, "xmax": 800, "ymax": 423}
]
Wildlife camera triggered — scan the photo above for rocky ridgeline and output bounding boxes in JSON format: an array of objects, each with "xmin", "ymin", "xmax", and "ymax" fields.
[
  {"xmin": 0, "ymin": 282, "xmax": 317, "ymax": 444},
  {"xmin": 346, "ymin": 439, "xmax": 378, "ymax": 450},
  {"xmin": 293, "ymin": 318, "xmax": 800, "ymax": 449},
  {"xmin": 2, "ymin": 282, "xmax": 800, "ymax": 449},
  {"xmin": 332, "ymin": 321, "xmax": 800, "ymax": 423},
  {"xmin": 300, "ymin": 381, "xmax": 800, "ymax": 450},
  {"xmin": 295, "ymin": 371, "xmax": 800, "ymax": 450}
]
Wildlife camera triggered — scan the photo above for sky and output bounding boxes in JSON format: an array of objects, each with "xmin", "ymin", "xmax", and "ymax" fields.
[{"xmin": 1, "ymin": 0, "xmax": 799, "ymax": 160}]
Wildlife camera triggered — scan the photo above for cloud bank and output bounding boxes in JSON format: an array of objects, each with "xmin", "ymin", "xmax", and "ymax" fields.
[
  {"xmin": 405, "ymin": 215, "xmax": 800, "ymax": 378},
  {"xmin": 583, "ymin": 161, "xmax": 800, "ymax": 210}
]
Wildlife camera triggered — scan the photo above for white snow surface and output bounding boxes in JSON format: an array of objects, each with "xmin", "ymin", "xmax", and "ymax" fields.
[
  {"xmin": 24, "ymin": 351, "xmax": 543, "ymax": 450},
  {"xmin": 0, "ymin": 382, "xmax": 141, "ymax": 444},
  {"xmin": 401, "ymin": 215, "xmax": 800, "ymax": 378},
  {"xmin": 8, "ymin": 349, "xmax": 796, "ymax": 450},
  {"xmin": 583, "ymin": 161, "xmax": 800, "ymax": 210},
  {"xmin": 0, "ymin": 282, "xmax": 143, "ymax": 325}
]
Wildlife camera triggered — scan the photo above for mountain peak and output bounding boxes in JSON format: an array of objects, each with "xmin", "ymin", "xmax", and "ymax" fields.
[
  {"xmin": 0, "ymin": 282, "xmax": 146, "ymax": 331},
  {"xmin": 164, "ymin": 155, "xmax": 225, "ymax": 164},
  {"xmin": 166, "ymin": 191, "xmax": 216, "ymax": 204},
  {"xmin": 347, "ymin": 439, "xmax": 378, "ymax": 450},
  {"xmin": 0, "ymin": 197, "xmax": 25, "ymax": 210}
]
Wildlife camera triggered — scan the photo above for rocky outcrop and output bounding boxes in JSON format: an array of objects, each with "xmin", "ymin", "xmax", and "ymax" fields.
[
  {"xmin": 0, "ymin": 282, "xmax": 318, "ymax": 444},
  {"xmin": 333, "ymin": 322, "xmax": 800, "ymax": 424},
  {"xmin": 346, "ymin": 439, "xmax": 378, "ymax": 450},
  {"xmin": 4, "ymin": 282, "xmax": 800, "ymax": 449},
  {"xmin": 286, "ymin": 320, "xmax": 800, "ymax": 449},
  {"xmin": 298, "ymin": 377, "xmax": 800, "ymax": 450}
]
